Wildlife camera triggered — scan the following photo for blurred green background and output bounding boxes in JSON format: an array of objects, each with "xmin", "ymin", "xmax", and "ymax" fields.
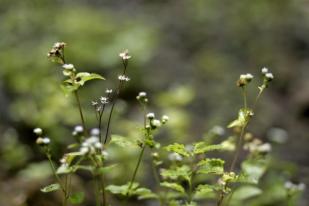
[{"xmin": 0, "ymin": 0, "xmax": 308, "ymax": 205}]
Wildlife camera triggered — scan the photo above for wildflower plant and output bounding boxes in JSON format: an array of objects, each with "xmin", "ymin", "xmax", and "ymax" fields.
[{"xmin": 34, "ymin": 42, "xmax": 305, "ymax": 206}]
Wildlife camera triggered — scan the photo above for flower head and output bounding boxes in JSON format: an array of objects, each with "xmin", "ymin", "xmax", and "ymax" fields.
[{"xmin": 119, "ymin": 49, "xmax": 131, "ymax": 60}]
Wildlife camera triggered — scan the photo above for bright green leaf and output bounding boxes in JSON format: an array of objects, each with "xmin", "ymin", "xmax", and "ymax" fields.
[
  {"xmin": 227, "ymin": 108, "xmax": 253, "ymax": 128},
  {"xmin": 75, "ymin": 72, "xmax": 105, "ymax": 86},
  {"xmin": 160, "ymin": 165, "xmax": 191, "ymax": 181},
  {"xmin": 193, "ymin": 142, "xmax": 223, "ymax": 154},
  {"xmin": 165, "ymin": 143, "xmax": 190, "ymax": 157},
  {"xmin": 197, "ymin": 158, "xmax": 225, "ymax": 175},
  {"xmin": 231, "ymin": 185, "xmax": 262, "ymax": 201},
  {"xmin": 160, "ymin": 182, "xmax": 185, "ymax": 194}
]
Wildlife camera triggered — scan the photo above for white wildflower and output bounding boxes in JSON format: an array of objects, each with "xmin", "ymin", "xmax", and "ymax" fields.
[
  {"xmin": 62, "ymin": 64, "xmax": 74, "ymax": 70},
  {"xmin": 100, "ymin": 96, "xmax": 108, "ymax": 104},
  {"xmin": 119, "ymin": 49, "xmax": 131, "ymax": 60},
  {"xmin": 146, "ymin": 113, "xmax": 155, "ymax": 119},
  {"xmin": 33, "ymin": 128, "xmax": 43, "ymax": 135},
  {"xmin": 161, "ymin": 115, "xmax": 169, "ymax": 124},
  {"xmin": 74, "ymin": 125, "xmax": 83, "ymax": 133},
  {"xmin": 261, "ymin": 67, "xmax": 268, "ymax": 74},
  {"xmin": 90, "ymin": 128, "xmax": 100, "ymax": 136},
  {"xmin": 265, "ymin": 72, "xmax": 274, "ymax": 80}
]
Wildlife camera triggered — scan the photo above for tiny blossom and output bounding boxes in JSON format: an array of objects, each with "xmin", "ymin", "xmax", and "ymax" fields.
[
  {"xmin": 240, "ymin": 74, "xmax": 247, "ymax": 80},
  {"xmin": 74, "ymin": 125, "xmax": 83, "ymax": 133},
  {"xmin": 245, "ymin": 73, "xmax": 254, "ymax": 81},
  {"xmin": 100, "ymin": 96, "xmax": 109, "ymax": 104},
  {"xmin": 211, "ymin": 125, "xmax": 225, "ymax": 136},
  {"xmin": 80, "ymin": 147, "xmax": 89, "ymax": 155},
  {"xmin": 146, "ymin": 113, "xmax": 155, "ymax": 119},
  {"xmin": 257, "ymin": 143, "xmax": 272, "ymax": 153},
  {"xmin": 151, "ymin": 119, "xmax": 161, "ymax": 128},
  {"xmin": 105, "ymin": 89, "xmax": 113, "ymax": 94},
  {"xmin": 94, "ymin": 142, "xmax": 103, "ymax": 149},
  {"xmin": 91, "ymin": 101, "xmax": 98, "ymax": 106},
  {"xmin": 96, "ymin": 105, "xmax": 103, "ymax": 112},
  {"xmin": 119, "ymin": 49, "xmax": 131, "ymax": 60},
  {"xmin": 102, "ymin": 150, "xmax": 109, "ymax": 158},
  {"xmin": 138, "ymin": 92, "xmax": 147, "ymax": 97},
  {"xmin": 62, "ymin": 64, "xmax": 74, "ymax": 70},
  {"xmin": 90, "ymin": 128, "xmax": 100, "ymax": 136},
  {"xmin": 265, "ymin": 72, "xmax": 274, "ymax": 80},
  {"xmin": 261, "ymin": 67, "xmax": 268, "ymax": 74},
  {"xmin": 161, "ymin": 115, "xmax": 169, "ymax": 124},
  {"xmin": 42, "ymin": 137, "xmax": 50, "ymax": 144},
  {"xmin": 87, "ymin": 136, "xmax": 99, "ymax": 144},
  {"xmin": 118, "ymin": 75, "xmax": 130, "ymax": 82},
  {"xmin": 33, "ymin": 128, "xmax": 43, "ymax": 135}
]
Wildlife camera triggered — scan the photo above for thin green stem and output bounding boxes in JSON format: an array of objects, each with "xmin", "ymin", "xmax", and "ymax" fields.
[
  {"xmin": 74, "ymin": 90, "xmax": 88, "ymax": 136},
  {"xmin": 104, "ymin": 60, "xmax": 128, "ymax": 145},
  {"xmin": 242, "ymin": 87, "xmax": 247, "ymax": 109},
  {"xmin": 127, "ymin": 144, "xmax": 146, "ymax": 195}
]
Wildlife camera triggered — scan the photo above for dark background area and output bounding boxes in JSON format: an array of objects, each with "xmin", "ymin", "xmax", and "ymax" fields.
[{"xmin": 0, "ymin": 0, "xmax": 308, "ymax": 205}]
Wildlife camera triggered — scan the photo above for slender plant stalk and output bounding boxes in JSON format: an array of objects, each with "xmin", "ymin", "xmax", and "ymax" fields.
[
  {"xmin": 74, "ymin": 90, "xmax": 88, "ymax": 136},
  {"xmin": 104, "ymin": 60, "xmax": 128, "ymax": 144},
  {"xmin": 127, "ymin": 144, "xmax": 146, "ymax": 195},
  {"xmin": 46, "ymin": 154, "xmax": 68, "ymax": 206}
]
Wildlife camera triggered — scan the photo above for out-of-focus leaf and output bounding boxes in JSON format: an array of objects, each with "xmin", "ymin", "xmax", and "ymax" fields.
[
  {"xmin": 231, "ymin": 185, "xmax": 262, "ymax": 201},
  {"xmin": 241, "ymin": 160, "xmax": 267, "ymax": 184},
  {"xmin": 69, "ymin": 192, "xmax": 85, "ymax": 204},
  {"xmin": 197, "ymin": 158, "xmax": 225, "ymax": 175},
  {"xmin": 160, "ymin": 182, "xmax": 185, "ymax": 194},
  {"xmin": 41, "ymin": 183, "xmax": 61, "ymax": 193},
  {"xmin": 160, "ymin": 165, "xmax": 191, "ymax": 181},
  {"xmin": 75, "ymin": 72, "xmax": 104, "ymax": 86},
  {"xmin": 109, "ymin": 135, "xmax": 136, "ymax": 148},
  {"xmin": 165, "ymin": 143, "xmax": 190, "ymax": 157},
  {"xmin": 193, "ymin": 142, "xmax": 223, "ymax": 154},
  {"xmin": 106, "ymin": 182, "xmax": 138, "ymax": 196},
  {"xmin": 134, "ymin": 188, "xmax": 158, "ymax": 199}
]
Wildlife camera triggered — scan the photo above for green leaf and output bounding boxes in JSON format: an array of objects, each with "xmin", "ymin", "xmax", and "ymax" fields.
[
  {"xmin": 109, "ymin": 135, "xmax": 136, "ymax": 148},
  {"xmin": 75, "ymin": 72, "xmax": 105, "ymax": 86},
  {"xmin": 41, "ymin": 183, "xmax": 61, "ymax": 193},
  {"xmin": 227, "ymin": 108, "xmax": 253, "ymax": 128},
  {"xmin": 194, "ymin": 184, "xmax": 219, "ymax": 198},
  {"xmin": 106, "ymin": 182, "xmax": 139, "ymax": 196},
  {"xmin": 72, "ymin": 165, "xmax": 95, "ymax": 173},
  {"xmin": 240, "ymin": 159, "xmax": 267, "ymax": 184},
  {"xmin": 160, "ymin": 182, "xmax": 185, "ymax": 194},
  {"xmin": 56, "ymin": 164, "xmax": 72, "ymax": 174},
  {"xmin": 193, "ymin": 142, "xmax": 223, "ymax": 154},
  {"xmin": 231, "ymin": 185, "xmax": 262, "ymax": 201},
  {"xmin": 69, "ymin": 192, "xmax": 85, "ymax": 204},
  {"xmin": 197, "ymin": 158, "xmax": 225, "ymax": 175},
  {"xmin": 160, "ymin": 165, "xmax": 191, "ymax": 181},
  {"xmin": 97, "ymin": 164, "xmax": 118, "ymax": 175},
  {"xmin": 60, "ymin": 82, "xmax": 80, "ymax": 95},
  {"xmin": 134, "ymin": 188, "xmax": 158, "ymax": 199},
  {"xmin": 165, "ymin": 143, "xmax": 190, "ymax": 157}
]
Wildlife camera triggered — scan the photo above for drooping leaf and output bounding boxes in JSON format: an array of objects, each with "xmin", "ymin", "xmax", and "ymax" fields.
[
  {"xmin": 193, "ymin": 142, "xmax": 223, "ymax": 154},
  {"xmin": 196, "ymin": 158, "xmax": 225, "ymax": 175},
  {"xmin": 160, "ymin": 182, "xmax": 185, "ymax": 194},
  {"xmin": 56, "ymin": 164, "xmax": 72, "ymax": 174},
  {"xmin": 41, "ymin": 183, "xmax": 61, "ymax": 193},
  {"xmin": 160, "ymin": 165, "xmax": 191, "ymax": 181},
  {"xmin": 75, "ymin": 72, "xmax": 105, "ymax": 86},
  {"xmin": 69, "ymin": 192, "xmax": 85, "ymax": 204},
  {"xmin": 165, "ymin": 143, "xmax": 190, "ymax": 157},
  {"xmin": 97, "ymin": 164, "xmax": 118, "ymax": 175}
]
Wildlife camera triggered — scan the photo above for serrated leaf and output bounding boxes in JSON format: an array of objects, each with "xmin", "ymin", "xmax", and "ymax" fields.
[
  {"xmin": 193, "ymin": 142, "xmax": 223, "ymax": 154},
  {"xmin": 69, "ymin": 192, "xmax": 85, "ymax": 204},
  {"xmin": 160, "ymin": 165, "xmax": 191, "ymax": 181},
  {"xmin": 197, "ymin": 158, "xmax": 225, "ymax": 175},
  {"xmin": 160, "ymin": 182, "xmax": 185, "ymax": 194},
  {"xmin": 227, "ymin": 108, "xmax": 253, "ymax": 128},
  {"xmin": 41, "ymin": 183, "xmax": 61, "ymax": 193},
  {"xmin": 75, "ymin": 72, "xmax": 105, "ymax": 86},
  {"xmin": 165, "ymin": 143, "xmax": 190, "ymax": 157},
  {"xmin": 194, "ymin": 184, "xmax": 220, "ymax": 198}
]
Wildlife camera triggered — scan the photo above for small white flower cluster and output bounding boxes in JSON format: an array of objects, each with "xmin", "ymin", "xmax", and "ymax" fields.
[
  {"xmin": 90, "ymin": 128, "xmax": 100, "ymax": 136},
  {"xmin": 47, "ymin": 42, "xmax": 66, "ymax": 58},
  {"xmin": 238, "ymin": 73, "xmax": 254, "ymax": 87},
  {"xmin": 146, "ymin": 112, "xmax": 169, "ymax": 129},
  {"xmin": 92, "ymin": 94, "xmax": 110, "ymax": 112},
  {"xmin": 62, "ymin": 64, "xmax": 76, "ymax": 76},
  {"xmin": 100, "ymin": 96, "xmax": 109, "ymax": 104},
  {"xmin": 136, "ymin": 91, "xmax": 148, "ymax": 103},
  {"xmin": 243, "ymin": 138, "xmax": 272, "ymax": 154},
  {"xmin": 119, "ymin": 49, "xmax": 131, "ymax": 60},
  {"xmin": 261, "ymin": 67, "xmax": 274, "ymax": 81},
  {"xmin": 36, "ymin": 137, "xmax": 51, "ymax": 146},
  {"xmin": 34, "ymin": 127, "xmax": 50, "ymax": 146},
  {"xmin": 218, "ymin": 172, "xmax": 237, "ymax": 186},
  {"xmin": 106, "ymin": 89, "xmax": 113, "ymax": 94},
  {"xmin": 79, "ymin": 136, "xmax": 106, "ymax": 156},
  {"xmin": 284, "ymin": 181, "xmax": 306, "ymax": 192},
  {"xmin": 72, "ymin": 125, "xmax": 84, "ymax": 136},
  {"xmin": 118, "ymin": 75, "xmax": 130, "ymax": 82}
]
